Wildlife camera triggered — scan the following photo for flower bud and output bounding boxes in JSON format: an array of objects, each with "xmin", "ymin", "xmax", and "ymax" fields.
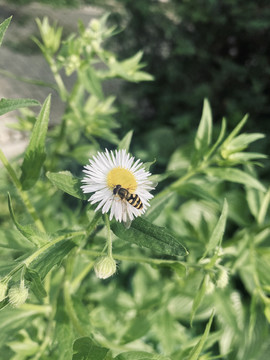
[
  {"xmin": 8, "ymin": 282, "xmax": 28, "ymax": 307},
  {"xmin": 94, "ymin": 256, "xmax": 117, "ymax": 279},
  {"xmin": 216, "ymin": 267, "xmax": 229, "ymax": 289},
  {"xmin": 0, "ymin": 281, "xmax": 8, "ymax": 302}
]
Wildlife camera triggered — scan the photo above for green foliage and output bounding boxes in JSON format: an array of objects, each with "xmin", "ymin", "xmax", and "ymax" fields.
[
  {"xmin": 0, "ymin": 12, "xmax": 269, "ymax": 360},
  {"xmin": 106, "ymin": 0, "xmax": 270, "ymax": 166}
]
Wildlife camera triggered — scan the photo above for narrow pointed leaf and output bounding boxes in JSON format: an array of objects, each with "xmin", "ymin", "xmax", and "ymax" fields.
[
  {"xmin": 190, "ymin": 276, "xmax": 207, "ymax": 327},
  {"xmin": 187, "ymin": 311, "xmax": 215, "ymax": 360},
  {"xmin": 8, "ymin": 193, "xmax": 47, "ymax": 247},
  {"xmin": 203, "ymin": 199, "xmax": 228, "ymax": 257},
  {"xmin": 222, "ymin": 114, "xmax": 248, "ymax": 147},
  {"xmin": 111, "ymin": 217, "xmax": 188, "ymax": 256},
  {"xmin": 205, "ymin": 167, "xmax": 266, "ymax": 192},
  {"xmin": 194, "ymin": 99, "xmax": 212, "ymax": 152},
  {"xmin": 0, "ymin": 16, "xmax": 12, "ymax": 47},
  {"xmin": 46, "ymin": 171, "xmax": 87, "ymax": 200},
  {"xmin": 118, "ymin": 130, "xmax": 133, "ymax": 151},
  {"xmin": 20, "ymin": 95, "xmax": 51, "ymax": 190},
  {"xmin": 0, "ymin": 98, "xmax": 40, "ymax": 116}
]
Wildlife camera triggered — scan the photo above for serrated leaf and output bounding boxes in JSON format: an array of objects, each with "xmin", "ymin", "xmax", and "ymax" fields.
[
  {"xmin": 29, "ymin": 239, "xmax": 76, "ymax": 280},
  {"xmin": 111, "ymin": 217, "xmax": 188, "ymax": 256},
  {"xmin": 8, "ymin": 193, "xmax": 47, "ymax": 247},
  {"xmin": 118, "ymin": 130, "xmax": 133, "ymax": 151},
  {"xmin": 72, "ymin": 337, "xmax": 109, "ymax": 360},
  {"xmin": 203, "ymin": 199, "xmax": 228, "ymax": 257},
  {"xmin": 187, "ymin": 311, "xmax": 215, "ymax": 360},
  {"xmin": 20, "ymin": 95, "xmax": 51, "ymax": 190},
  {"xmin": 204, "ymin": 167, "xmax": 266, "ymax": 192},
  {"xmin": 194, "ymin": 99, "xmax": 212, "ymax": 152},
  {"xmin": 46, "ymin": 171, "xmax": 87, "ymax": 200},
  {"xmin": 0, "ymin": 98, "xmax": 40, "ymax": 116},
  {"xmin": 0, "ymin": 16, "xmax": 12, "ymax": 47},
  {"xmin": 24, "ymin": 267, "xmax": 47, "ymax": 299}
]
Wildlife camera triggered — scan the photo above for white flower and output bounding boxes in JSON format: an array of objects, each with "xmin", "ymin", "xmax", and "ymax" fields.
[{"xmin": 81, "ymin": 149, "xmax": 154, "ymax": 223}]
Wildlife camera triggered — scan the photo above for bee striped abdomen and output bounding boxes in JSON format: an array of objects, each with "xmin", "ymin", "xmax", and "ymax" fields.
[
  {"xmin": 127, "ymin": 194, "xmax": 143, "ymax": 209},
  {"xmin": 113, "ymin": 184, "xmax": 143, "ymax": 209}
]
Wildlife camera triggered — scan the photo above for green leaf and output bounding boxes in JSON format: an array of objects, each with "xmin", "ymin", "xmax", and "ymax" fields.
[
  {"xmin": 187, "ymin": 311, "xmax": 215, "ymax": 360},
  {"xmin": 0, "ymin": 229, "xmax": 34, "ymax": 251},
  {"xmin": 0, "ymin": 98, "xmax": 40, "ymax": 116},
  {"xmin": 203, "ymin": 199, "xmax": 228, "ymax": 257},
  {"xmin": 46, "ymin": 171, "xmax": 87, "ymax": 200},
  {"xmin": 115, "ymin": 352, "xmax": 171, "ymax": 360},
  {"xmin": 204, "ymin": 167, "xmax": 266, "ymax": 192},
  {"xmin": 120, "ymin": 314, "xmax": 151, "ymax": 344},
  {"xmin": 118, "ymin": 130, "xmax": 133, "ymax": 151},
  {"xmin": 72, "ymin": 337, "xmax": 109, "ymax": 360},
  {"xmin": 8, "ymin": 193, "xmax": 47, "ymax": 247},
  {"xmin": 190, "ymin": 276, "xmax": 207, "ymax": 327},
  {"xmin": 20, "ymin": 95, "xmax": 51, "ymax": 190},
  {"xmin": 258, "ymin": 187, "xmax": 270, "ymax": 225},
  {"xmin": 194, "ymin": 99, "xmax": 212, "ymax": 152},
  {"xmin": 145, "ymin": 192, "xmax": 174, "ymax": 222},
  {"xmin": 111, "ymin": 217, "xmax": 188, "ymax": 256},
  {"xmin": 225, "ymin": 133, "xmax": 265, "ymax": 153},
  {"xmin": 80, "ymin": 66, "xmax": 104, "ymax": 99},
  {"xmin": 24, "ymin": 267, "xmax": 47, "ymax": 299},
  {"xmin": 0, "ymin": 16, "xmax": 12, "ymax": 47},
  {"xmin": 0, "ymin": 307, "xmax": 44, "ymax": 348},
  {"xmin": 222, "ymin": 114, "xmax": 248, "ymax": 147},
  {"xmin": 29, "ymin": 239, "xmax": 76, "ymax": 280},
  {"xmin": 53, "ymin": 307, "xmax": 74, "ymax": 360}
]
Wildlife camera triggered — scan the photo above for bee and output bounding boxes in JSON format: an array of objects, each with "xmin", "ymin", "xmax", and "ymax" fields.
[{"xmin": 113, "ymin": 184, "xmax": 143, "ymax": 210}]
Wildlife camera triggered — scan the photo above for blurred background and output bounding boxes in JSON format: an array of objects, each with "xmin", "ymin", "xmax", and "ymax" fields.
[{"xmin": 1, "ymin": 0, "xmax": 269, "ymax": 170}]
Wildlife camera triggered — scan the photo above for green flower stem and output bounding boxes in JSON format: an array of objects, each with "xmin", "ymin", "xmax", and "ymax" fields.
[
  {"xmin": 63, "ymin": 279, "xmax": 87, "ymax": 336},
  {"xmin": 104, "ymin": 213, "xmax": 113, "ymax": 258},
  {"xmin": 20, "ymin": 303, "xmax": 51, "ymax": 315},
  {"xmin": 48, "ymin": 56, "xmax": 68, "ymax": 101},
  {"xmin": 70, "ymin": 260, "xmax": 95, "ymax": 292},
  {"xmin": 85, "ymin": 211, "xmax": 102, "ymax": 239},
  {"xmin": 20, "ymin": 191, "xmax": 46, "ymax": 233},
  {"xmin": 0, "ymin": 149, "xmax": 46, "ymax": 233},
  {"xmin": 81, "ymin": 249, "xmax": 191, "ymax": 267}
]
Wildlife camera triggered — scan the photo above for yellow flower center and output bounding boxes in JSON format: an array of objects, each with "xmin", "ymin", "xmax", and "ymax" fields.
[{"xmin": 107, "ymin": 167, "xmax": 137, "ymax": 192}]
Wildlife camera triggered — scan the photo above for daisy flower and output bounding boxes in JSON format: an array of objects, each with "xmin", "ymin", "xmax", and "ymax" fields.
[{"xmin": 81, "ymin": 149, "xmax": 154, "ymax": 223}]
